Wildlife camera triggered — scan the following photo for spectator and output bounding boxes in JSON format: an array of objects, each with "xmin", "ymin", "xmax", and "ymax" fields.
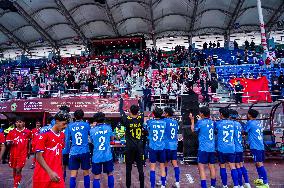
[
  {"xmin": 210, "ymin": 77, "xmax": 218, "ymax": 94},
  {"xmin": 217, "ymin": 41, "xmax": 220, "ymax": 48},
  {"xmin": 250, "ymin": 40, "xmax": 255, "ymax": 51},
  {"xmin": 271, "ymin": 81, "xmax": 281, "ymax": 101},
  {"xmin": 234, "ymin": 40, "xmax": 239, "ymax": 49},
  {"xmin": 245, "ymin": 40, "xmax": 249, "ymax": 50},
  {"xmin": 234, "ymin": 80, "xmax": 243, "ymax": 104}
]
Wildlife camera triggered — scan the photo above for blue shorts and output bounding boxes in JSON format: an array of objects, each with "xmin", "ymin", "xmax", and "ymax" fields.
[
  {"xmin": 69, "ymin": 152, "xmax": 91, "ymax": 170},
  {"xmin": 165, "ymin": 149, "xmax": 177, "ymax": 161},
  {"xmin": 92, "ymin": 160, "xmax": 114, "ymax": 175},
  {"xmin": 218, "ymin": 152, "xmax": 236, "ymax": 164},
  {"xmin": 251, "ymin": 149, "xmax": 265, "ymax": 162},
  {"xmin": 235, "ymin": 152, "xmax": 244, "ymax": 163},
  {"xmin": 149, "ymin": 149, "xmax": 166, "ymax": 163},
  {"xmin": 63, "ymin": 154, "xmax": 69, "ymax": 166},
  {"xmin": 198, "ymin": 151, "xmax": 216, "ymax": 164}
]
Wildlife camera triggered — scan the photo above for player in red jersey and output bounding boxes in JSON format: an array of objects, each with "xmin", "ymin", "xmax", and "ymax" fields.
[
  {"xmin": 6, "ymin": 117, "xmax": 31, "ymax": 188},
  {"xmin": 0, "ymin": 130, "xmax": 5, "ymax": 163},
  {"xmin": 33, "ymin": 110, "xmax": 70, "ymax": 188},
  {"xmin": 30, "ymin": 120, "xmax": 42, "ymax": 169}
]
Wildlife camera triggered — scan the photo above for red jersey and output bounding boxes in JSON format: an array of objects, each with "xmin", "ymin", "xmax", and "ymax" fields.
[
  {"xmin": 31, "ymin": 128, "xmax": 40, "ymax": 140},
  {"xmin": 6, "ymin": 128, "xmax": 31, "ymax": 158},
  {"xmin": 0, "ymin": 132, "xmax": 5, "ymax": 144},
  {"xmin": 33, "ymin": 130, "xmax": 65, "ymax": 183}
]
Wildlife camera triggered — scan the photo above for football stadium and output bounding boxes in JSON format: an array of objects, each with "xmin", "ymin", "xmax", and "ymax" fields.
[{"xmin": 0, "ymin": 0, "xmax": 283, "ymax": 188}]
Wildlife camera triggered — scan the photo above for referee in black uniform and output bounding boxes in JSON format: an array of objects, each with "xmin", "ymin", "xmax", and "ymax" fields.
[{"xmin": 119, "ymin": 97, "xmax": 144, "ymax": 188}]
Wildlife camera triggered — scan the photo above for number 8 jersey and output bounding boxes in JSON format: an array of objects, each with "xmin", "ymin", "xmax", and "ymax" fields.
[
  {"xmin": 146, "ymin": 119, "xmax": 167, "ymax": 150},
  {"xmin": 90, "ymin": 123, "xmax": 113, "ymax": 163},
  {"xmin": 195, "ymin": 118, "xmax": 215, "ymax": 152},
  {"xmin": 163, "ymin": 118, "xmax": 179, "ymax": 150}
]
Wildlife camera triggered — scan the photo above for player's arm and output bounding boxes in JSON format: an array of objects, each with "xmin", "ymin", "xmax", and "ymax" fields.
[
  {"xmin": 36, "ymin": 152, "xmax": 60, "ymax": 182},
  {"xmin": 189, "ymin": 113, "xmax": 195, "ymax": 132},
  {"xmin": 0, "ymin": 143, "xmax": 5, "ymax": 162},
  {"xmin": 119, "ymin": 97, "xmax": 127, "ymax": 123}
]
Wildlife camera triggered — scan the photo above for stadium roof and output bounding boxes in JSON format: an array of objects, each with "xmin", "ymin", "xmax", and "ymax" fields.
[{"xmin": 0, "ymin": 0, "xmax": 284, "ymax": 51}]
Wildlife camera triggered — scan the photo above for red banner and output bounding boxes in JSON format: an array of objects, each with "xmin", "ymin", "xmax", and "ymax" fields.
[
  {"xmin": 0, "ymin": 97, "xmax": 137, "ymax": 117},
  {"xmin": 230, "ymin": 76, "xmax": 272, "ymax": 103}
]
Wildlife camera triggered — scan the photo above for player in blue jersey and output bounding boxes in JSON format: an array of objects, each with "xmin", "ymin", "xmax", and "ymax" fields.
[
  {"xmin": 90, "ymin": 112, "xmax": 114, "ymax": 188},
  {"xmin": 146, "ymin": 107, "xmax": 167, "ymax": 188},
  {"xmin": 245, "ymin": 109, "xmax": 269, "ymax": 188},
  {"xmin": 229, "ymin": 109, "xmax": 251, "ymax": 188},
  {"xmin": 67, "ymin": 109, "xmax": 91, "ymax": 188},
  {"xmin": 189, "ymin": 106, "xmax": 216, "ymax": 188},
  {"xmin": 163, "ymin": 107, "xmax": 180, "ymax": 188},
  {"xmin": 215, "ymin": 107, "xmax": 239, "ymax": 188}
]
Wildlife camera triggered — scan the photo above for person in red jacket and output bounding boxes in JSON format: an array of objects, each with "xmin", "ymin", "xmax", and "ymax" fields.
[
  {"xmin": 6, "ymin": 117, "xmax": 31, "ymax": 188},
  {"xmin": 33, "ymin": 110, "xmax": 70, "ymax": 188},
  {"xmin": 30, "ymin": 120, "xmax": 42, "ymax": 169}
]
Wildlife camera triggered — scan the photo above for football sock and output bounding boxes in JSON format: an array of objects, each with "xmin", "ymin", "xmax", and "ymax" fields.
[
  {"xmin": 84, "ymin": 175, "xmax": 90, "ymax": 188},
  {"xmin": 211, "ymin": 178, "xmax": 216, "ymax": 187},
  {"xmin": 70, "ymin": 177, "xmax": 76, "ymax": 188},
  {"xmin": 150, "ymin": 171, "xmax": 155, "ymax": 188},
  {"xmin": 108, "ymin": 175, "xmax": 114, "ymax": 188},
  {"xmin": 201, "ymin": 180, "xmax": 207, "ymax": 188},
  {"xmin": 93, "ymin": 179, "xmax": 100, "ymax": 188},
  {"xmin": 241, "ymin": 166, "xmax": 249, "ymax": 183},
  {"xmin": 237, "ymin": 168, "xmax": 243, "ymax": 186},
  {"xmin": 174, "ymin": 167, "xmax": 180, "ymax": 182},
  {"xmin": 161, "ymin": 176, "xmax": 166, "ymax": 186},
  {"xmin": 256, "ymin": 166, "xmax": 262, "ymax": 179},
  {"xmin": 220, "ymin": 168, "xmax": 227, "ymax": 186},
  {"xmin": 231, "ymin": 169, "xmax": 239, "ymax": 186},
  {"xmin": 165, "ymin": 167, "xmax": 168, "ymax": 177},
  {"xmin": 14, "ymin": 174, "xmax": 22, "ymax": 187},
  {"xmin": 259, "ymin": 166, "xmax": 268, "ymax": 184}
]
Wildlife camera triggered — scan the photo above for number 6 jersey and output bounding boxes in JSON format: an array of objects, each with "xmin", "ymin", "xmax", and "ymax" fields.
[{"xmin": 90, "ymin": 123, "xmax": 113, "ymax": 163}]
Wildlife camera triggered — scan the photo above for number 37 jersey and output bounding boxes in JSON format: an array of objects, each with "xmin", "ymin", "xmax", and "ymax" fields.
[
  {"xmin": 90, "ymin": 124, "xmax": 113, "ymax": 163},
  {"xmin": 163, "ymin": 118, "xmax": 179, "ymax": 150},
  {"xmin": 146, "ymin": 119, "xmax": 166, "ymax": 151}
]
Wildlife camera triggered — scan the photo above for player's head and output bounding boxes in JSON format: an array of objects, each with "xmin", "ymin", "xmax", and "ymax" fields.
[
  {"xmin": 199, "ymin": 106, "xmax": 210, "ymax": 118},
  {"xmin": 130, "ymin": 105, "xmax": 139, "ymax": 116},
  {"xmin": 93, "ymin": 112, "xmax": 106, "ymax": 124},
  {"xmin": 153, "ymin": 107, "xmax": 163, "ymax": 119},
  {"xmin": 229, "ymin": 109, "xmax": 238, "ymax": 120},
  {"xmin": 59, "ymin": 105, "xmax": 70, "ymax": 113},
  {"xmin": 54, "ymin": 110, "xmax": 71, "ymax": 131},
  {"xmin": 74, "ymin": 109, "xmax": 84, "ymax": 120},
  {"xmin": 164, "ymin": 107, "xmax": 174, "ymax": 117},
  {"xmin": 219, "ymin": 107, "xmax": 230, "ymax": 119},
  {"xmin": 35, "ymin": 120, "xmax": 42, "ymax": 128},
  {"xmin": 15, "ymin": 117, "xmax": 25, "ymax": 129},
  {"xmin": 47, "ymin": 116, "xmax": 53, "ymax": 125},
  {"xmin": 247, "ymin": 109, "xmax": 259, "ymax": 120}
]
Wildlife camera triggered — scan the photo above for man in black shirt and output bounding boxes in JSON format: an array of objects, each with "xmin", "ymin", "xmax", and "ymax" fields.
[
  {"xmin": 119, "ymin": 97, "xmax": 144, "ymax": 188},
  {"xmin": 235, "ymin": 80, "xmax": 244, "ymax": 104}
]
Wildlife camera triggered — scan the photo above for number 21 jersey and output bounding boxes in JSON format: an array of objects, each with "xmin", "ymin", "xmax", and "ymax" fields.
[{"xmin": 90, "ymin": 124, "xmax": 113, "ymax": 163}]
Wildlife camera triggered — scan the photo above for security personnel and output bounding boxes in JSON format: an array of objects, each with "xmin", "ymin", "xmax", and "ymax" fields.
[
  {"xmin": 235, "ymin": 80, "xmax": 244, "ymax": 104},
  {"xmin": 119, "ymin": 97, "xmax": 144, "ymax": 188}
]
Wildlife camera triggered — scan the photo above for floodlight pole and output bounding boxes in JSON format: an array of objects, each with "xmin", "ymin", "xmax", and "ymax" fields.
[{"xmin": 256, "ymin": 0, "xmax": 268, "ymax": 52}]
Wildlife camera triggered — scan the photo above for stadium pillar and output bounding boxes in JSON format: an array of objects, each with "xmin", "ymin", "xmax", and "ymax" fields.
[
  {"xmin": 224, "ymin": 32, "xmax": 230, "ymax": 49},
  {"xmin": 256, "ymin": 0, "xmax": 268, "ymax": 52}
]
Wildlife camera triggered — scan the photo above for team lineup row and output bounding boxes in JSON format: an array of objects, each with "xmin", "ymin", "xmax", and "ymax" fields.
[{"xmin": 0, "ymin": 98, "xmax": 269, "ymax": 188}]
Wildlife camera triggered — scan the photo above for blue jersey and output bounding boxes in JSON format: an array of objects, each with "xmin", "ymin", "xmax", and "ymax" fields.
[
  {"xmin": 62, "ymin": 125, "xmax": 70, "ymax": 154},
  {"xmin": 164, "ymin": 118, "xmax": 179, "ymax": 150},
  {"xmin": 90, "ymin": 123, "xmax": 113, "ymax": 163},
  {"xmin": 233, "ymin": 121, "xmax": 243, "ymax": 152},
  {"xmin": 195, "ymin": 118, "xmax": 215, "ymax": 152},
  {"xmin": 245, "ymin": 120, "xmax": 264, "ymax": 150},
  {"xmin": 40, "ymin": 119, "xmax": 56, "ymax": 134},
  {"xmin": 215, "ymin": 119, "xmax": 236, "ymax": 153},
  {"xmin": 146, "ymin": 119, "xmax": 166, "ymax": 150},
  {"xmin": 68, "ymin": 121, "xmax": 91, "ymax": 156}
]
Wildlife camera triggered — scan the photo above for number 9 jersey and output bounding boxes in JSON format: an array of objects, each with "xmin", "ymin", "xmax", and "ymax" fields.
[
  {"xmin": 163, "ymin": 118, "xmax": 179, "ymax": 150},
  {"xmin": 90, "ymin": 123, "xmax": 113, "ymax": 163}
]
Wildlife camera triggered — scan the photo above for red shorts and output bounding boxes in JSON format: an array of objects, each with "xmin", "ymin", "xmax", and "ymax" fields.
[
  {"xmin": 33, "ymin": 181, "xmax": 65, "ymax": 188},
  {"xmin": 9, "ymin": 157, "xmax": 26, "ymax": 169}
]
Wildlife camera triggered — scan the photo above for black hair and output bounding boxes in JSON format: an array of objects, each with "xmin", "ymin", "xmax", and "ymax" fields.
[
  {"xmin": 219, "ymin": 107, "xmax": 230, "ymax": 118},
  {"xmin": 54, "ymin": 110, "xmax": 71, "ymax": 122},
  {"xmin": 130, "ymin": 105, "xmax": 139, "ymax": 115},
  {"xmin": 164, "ymin": 107, "xmax": 174, "ymax": 116},
  {"xmin": 93, "ymin": 112, "xmax": 106, "ymax": 123},
  {"xmin": 16, "ymin": 116, "xmax": 25, "ymax": 122},
  {"xmin": 153, "ymin": 107, "xmax": 163, "ymax": 119},
  {"xmin": 59, "ymin": 105, "xmax": 70, "ymax": 113},
  {"xmin": 74, "ymin": 109, "xmax": 84, "ymax": 120},
  {"xmin": 200, "ymin": 106, "xmax": 210, "ymax": 117},
  {"xmin": 47, "ymin": 116, "xmax": 53, "ymax": 124},
  {"xmin": 229, "ymin": 109, "xmax": 238, "ymax": 119},
  {"xmin": 248, "ymin": 109, "xmax": 259, "ymax": 118}
]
